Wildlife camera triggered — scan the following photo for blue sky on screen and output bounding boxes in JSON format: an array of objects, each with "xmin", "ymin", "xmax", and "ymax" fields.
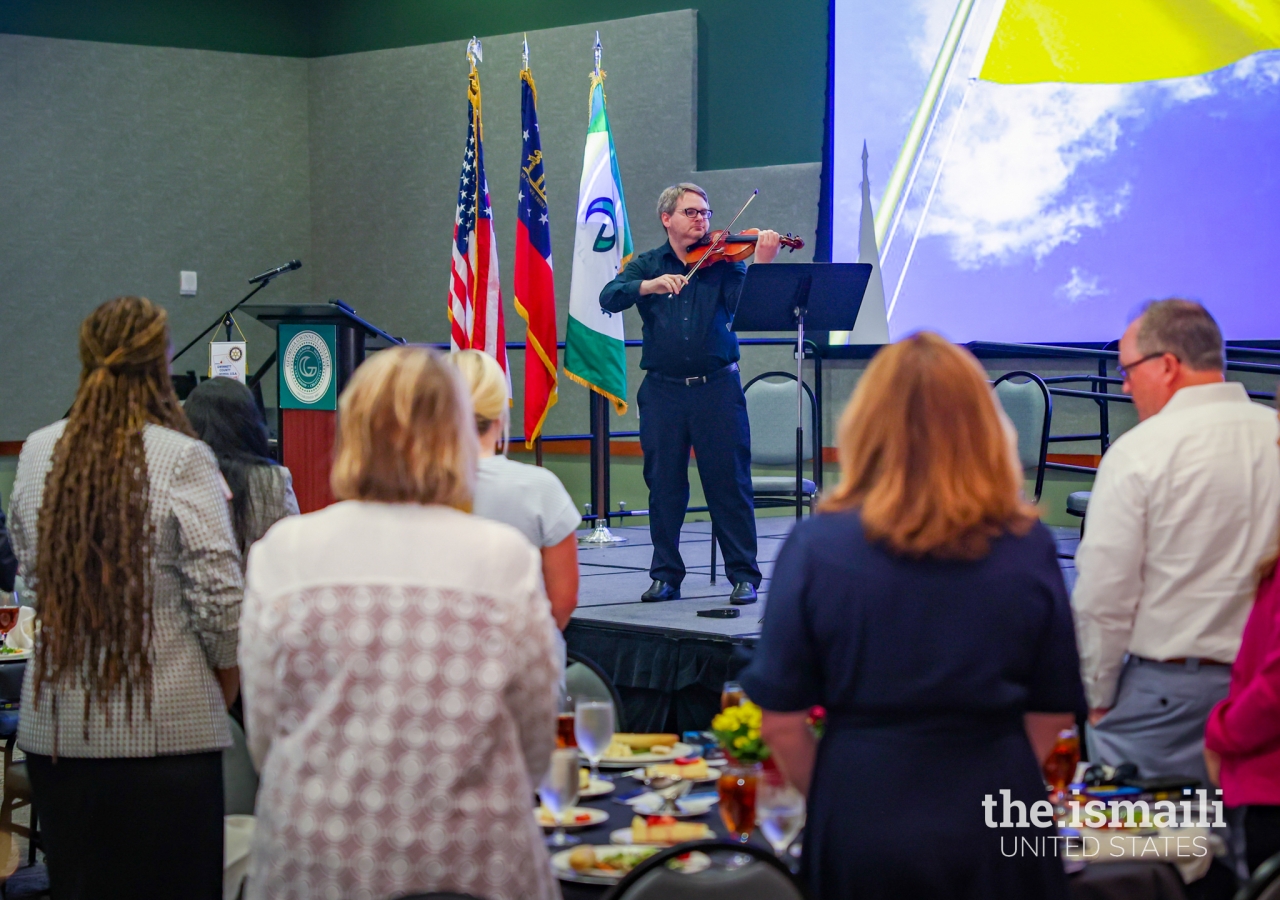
[{"xmin": 832, "ymin": 0, "xmax": 1280, "ymax": 344}]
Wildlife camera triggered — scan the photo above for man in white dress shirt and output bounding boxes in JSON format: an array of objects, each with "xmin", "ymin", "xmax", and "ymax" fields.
[{"xmin": 1074, "ymin": 299, "xmax": 1280, "ymax": 789}]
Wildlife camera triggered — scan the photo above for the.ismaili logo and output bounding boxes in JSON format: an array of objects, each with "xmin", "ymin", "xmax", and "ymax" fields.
[{"xmin": 283, "ymin": 330, "xmax": 332, "ymax": 404}]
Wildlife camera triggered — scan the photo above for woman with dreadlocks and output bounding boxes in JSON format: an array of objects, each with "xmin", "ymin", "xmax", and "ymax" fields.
[{"xmin": 7, "ymin": 296, "xmax": 243, "ymax": 899}]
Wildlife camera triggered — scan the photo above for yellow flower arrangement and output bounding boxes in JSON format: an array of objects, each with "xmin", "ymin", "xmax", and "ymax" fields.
[{"xmin": 711, "ymin": 700, "xmax": 770, "ymax": 763}]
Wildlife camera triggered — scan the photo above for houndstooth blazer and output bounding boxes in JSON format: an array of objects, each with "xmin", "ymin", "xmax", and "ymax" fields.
[{"xmin": 9, "ymin": 421, "xmax": 244, "ymax": 757}]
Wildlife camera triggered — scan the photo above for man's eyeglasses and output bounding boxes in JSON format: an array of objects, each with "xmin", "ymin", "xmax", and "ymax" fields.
[
  {"xmin": 1116, "ymin": 351, "xmax": 1173, "ymax": 379},
  {"xmin": 678, "ymin": 208, "xmax": 713, "ymax": 220}
]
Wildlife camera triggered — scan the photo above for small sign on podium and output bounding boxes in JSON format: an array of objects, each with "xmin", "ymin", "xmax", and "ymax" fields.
[{"xmin": 210, "ymin": 341, "xmax": 248, "ymax": 383}]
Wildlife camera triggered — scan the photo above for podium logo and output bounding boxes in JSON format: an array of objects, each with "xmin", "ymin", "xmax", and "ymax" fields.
[{"xmin": 283, "ymin": 330, "xmax": 333, "ymax": 404}]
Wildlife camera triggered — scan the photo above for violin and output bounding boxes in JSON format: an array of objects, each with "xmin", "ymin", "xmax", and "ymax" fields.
[{"xmin": 683, "ymin": 229, "xmax": 805, "ymax": 267}]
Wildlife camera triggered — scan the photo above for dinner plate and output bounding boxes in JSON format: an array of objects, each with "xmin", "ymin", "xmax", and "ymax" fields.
[
  {"xmin": 536, "ymin": 806, "xmax": 609, "ymax": 830},
  {"xmin": 551, "ymin": 845, "xmax": 712, "ymax": 885},
  {"xmin": 596, "ymin": 742, "xmax": 697, "ymax": 768},
  {"xmin": 611, "ymin": 825, "xmax": 715, "ymax": 845},
  {"xmin": 0, "ymin": 650, "xmax": 31, "ymax": 662},
  {"xmin": 579, "ymin": 778, "xmax": 615, "ymax": 798}
]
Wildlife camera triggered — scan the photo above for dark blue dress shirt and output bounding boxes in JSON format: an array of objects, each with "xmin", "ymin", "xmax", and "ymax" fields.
[{"xmin": 599, "ymin": 242, "xmax": 746, "ymax": 378}]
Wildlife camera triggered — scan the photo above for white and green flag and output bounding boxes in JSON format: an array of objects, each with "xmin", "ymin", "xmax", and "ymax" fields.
[{"xmin": 564, "ymin": 72, "xmax": 633, "ymax": 414}]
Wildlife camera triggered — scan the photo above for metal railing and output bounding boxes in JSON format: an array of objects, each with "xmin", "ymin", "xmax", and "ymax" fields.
[{"xmin": 972, "ymin": 341, "xmax": 1280, "ymax": 476}]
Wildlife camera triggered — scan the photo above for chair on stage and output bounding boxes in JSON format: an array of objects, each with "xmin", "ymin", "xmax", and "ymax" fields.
[
  {"xmin": 993, "ymin": 371, "xmax": 1052, "ymax": 504},
  {"xmin": 601, "ymin": 840, "xmax": 804, "ymax": 900},
  {"xmin": 1066, "ymin": 490, "xmax": 1091, "ymax": 535},
  {"xmin": 566, "ymin": 648, "xmax": 626, "ymax": 729},
  {"xmin": 709, "ymin": 372, "xmax": 818, "ymax": 584}
]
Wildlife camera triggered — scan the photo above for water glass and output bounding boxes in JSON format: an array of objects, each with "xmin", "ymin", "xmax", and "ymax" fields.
[
  {"xmin": 757, "ymin": 780, "xmax": 806, "ymax": 858},
  {"xmin": 539, "ymin": 747, "xmax": 581, "ymax": 847},
  {"xmin": 574, "ymin": 700, "xmax": 615, "ymax": 782}
]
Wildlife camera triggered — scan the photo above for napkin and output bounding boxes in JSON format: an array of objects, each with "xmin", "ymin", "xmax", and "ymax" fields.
[
  {"xmin": 1062, "ymin": 826, "xmax": 1213, "ymax": 883},
  {"xmin": 224, "ymin": 815, "xmax": 256, "ymax": 900},
  {"xmin": 626, "ymin": 791, "xmax": 718, "ymax": 816},
  {"xmin": 626, "ymin": 792, "xmax": 666, "ymax": 815},
  {"xmin": 4, "ymin": 608, "xmax": 35, "ymax": 651}
]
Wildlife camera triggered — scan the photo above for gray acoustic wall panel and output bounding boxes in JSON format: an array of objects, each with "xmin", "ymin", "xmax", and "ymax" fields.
[
  {"xmin": 0, "ymin": 15, "xmax": 820, "ymax": 444},
  {"xmin": 0, "ymin": 34, "xmax": 311, "ymax": 440},
  {"xmin": 306, "ymin": 11, "xmax": 820, "ymax": 439}
]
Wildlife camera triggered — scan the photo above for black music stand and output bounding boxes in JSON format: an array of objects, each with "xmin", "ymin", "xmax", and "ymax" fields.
[{"xmin": 732, "ymin": 263, "xmax": 872, "ymax": 518}]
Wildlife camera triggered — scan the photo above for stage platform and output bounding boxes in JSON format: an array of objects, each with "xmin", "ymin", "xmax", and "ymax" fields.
[{"xmin": 563, "ymin": 515, "xmax": 1081, "ymax": 735}]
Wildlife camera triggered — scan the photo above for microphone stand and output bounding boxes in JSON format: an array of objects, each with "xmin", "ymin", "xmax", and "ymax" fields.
[{"xmin": 170, "ymin": 277, "xmax": 275, "ymax": 365}]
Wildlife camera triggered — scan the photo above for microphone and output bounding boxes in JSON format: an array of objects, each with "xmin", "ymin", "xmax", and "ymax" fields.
[{"xmin": 248, "ymin": 259, "xmax": 302, "ymax": 284}]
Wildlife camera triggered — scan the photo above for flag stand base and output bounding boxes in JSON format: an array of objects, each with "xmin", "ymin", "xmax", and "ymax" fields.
[{"xmin": 579, "ymin": 523, "xmax": 627, "ymax": 545}]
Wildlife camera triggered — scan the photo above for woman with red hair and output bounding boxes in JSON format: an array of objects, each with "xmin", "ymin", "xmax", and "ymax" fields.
[{"xmin": 740, "ymin": 332, "xmax": 1085, "ymax": 900}]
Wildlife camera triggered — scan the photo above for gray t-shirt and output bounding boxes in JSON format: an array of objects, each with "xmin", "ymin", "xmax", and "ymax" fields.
[{"xmin": 473, "ymin": 455, "xmax": 581, "ymax": 548}]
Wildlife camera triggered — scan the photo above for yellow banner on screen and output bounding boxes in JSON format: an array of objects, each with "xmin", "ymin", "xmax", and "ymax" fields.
[{"xmin": 980, "ymin": 0, "xmax": 1280, "ymax": 85}]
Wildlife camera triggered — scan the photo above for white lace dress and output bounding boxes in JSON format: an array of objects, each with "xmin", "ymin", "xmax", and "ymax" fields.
[{"xmin": 239, "ymin": 501, "xmax": 561, "ymax": 900}]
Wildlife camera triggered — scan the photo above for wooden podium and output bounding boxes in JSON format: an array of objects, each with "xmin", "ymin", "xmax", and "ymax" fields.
[{"xmin": 245, "ymin": 304, "xmax": 379, "ymax": 513}]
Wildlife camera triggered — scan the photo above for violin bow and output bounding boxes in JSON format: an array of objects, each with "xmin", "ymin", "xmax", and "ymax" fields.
[{"xmin": 684, "ymin": 189, "xmax": 758, "ymax": 281}]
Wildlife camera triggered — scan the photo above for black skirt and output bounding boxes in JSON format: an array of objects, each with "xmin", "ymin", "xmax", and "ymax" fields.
[{"xmin": 26, "ymin": 750, "xmax": 224, "ymax": 900}]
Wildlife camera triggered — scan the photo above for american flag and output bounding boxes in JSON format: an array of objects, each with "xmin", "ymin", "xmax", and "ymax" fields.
[{"xmin": 448, "ymin": 66, "xmax": 507, "ymax": 374}]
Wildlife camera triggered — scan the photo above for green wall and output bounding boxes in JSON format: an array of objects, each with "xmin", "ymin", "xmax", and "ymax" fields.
[{"xmin": 0, "ymin": 0, "xmax": 827, "ymax": 171}]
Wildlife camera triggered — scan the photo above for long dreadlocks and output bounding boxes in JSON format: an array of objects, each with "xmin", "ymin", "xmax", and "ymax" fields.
[{"xmin": 34, "ymin": 296, "xmax": 195, "ymax": 722}]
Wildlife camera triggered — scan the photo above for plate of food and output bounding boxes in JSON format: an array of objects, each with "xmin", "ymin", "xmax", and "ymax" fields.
[
  {"xmin": 597, "ymin": 734, "xmax": 696, "ymax": 767},
  {"xmin": 643, "ymin": 759, "xmax": 720, "ymax": 783},
  {"xmin": 612, "ymin": 816, "xmax": 715, "ymax": 845},
  {"xmin": 552, "ymin": 844, "xmax": 712, "ymax": 885},
  {"xmin": 535, "ymin": 806, "xmax": 610, "ymax": 830},
  {"xmin": 579, "ymin": 768, "xmax": 615, "ymax": 798},
  {"xmin": 0, "ymin": 647, "xmax": 31, "ymax": 661}
]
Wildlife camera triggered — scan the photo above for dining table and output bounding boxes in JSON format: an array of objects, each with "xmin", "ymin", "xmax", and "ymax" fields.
[
  {"xmin": 550, "ymin": 764, "xmax": 759, "ymax": 900},
  {"xmin": 546, "ymin": 763, "xmax": 1191, "ymax": 900}
]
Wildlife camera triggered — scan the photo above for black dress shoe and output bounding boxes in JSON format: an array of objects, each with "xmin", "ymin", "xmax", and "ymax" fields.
[
  {"xmin": 730, "ymin": 582, "xmax": 758, "ymax": 605},
  {"xmin": 641, "ymin": 579, "xmax": 681, "ymax": 602}
]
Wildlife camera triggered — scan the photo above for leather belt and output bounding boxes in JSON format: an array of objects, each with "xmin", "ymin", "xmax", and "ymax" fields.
[{"xmin": 648, "ymin": 362, "xmax": 739, "ymax": 386}]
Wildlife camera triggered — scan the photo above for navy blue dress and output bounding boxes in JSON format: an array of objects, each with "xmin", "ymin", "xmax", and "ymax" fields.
[{"xmin": 740, "ymin": 511, "xmax": 1086, "ymax": 900}]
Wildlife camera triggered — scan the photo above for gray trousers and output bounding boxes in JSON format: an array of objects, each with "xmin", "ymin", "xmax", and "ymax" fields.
[
  {"xmin": 1088, "ymin": 656, "xmax": 1247, "ymax": 878},
  {"xmin": 1087, "ymin": 655, "xmax": 1232, "ymax": 788}
]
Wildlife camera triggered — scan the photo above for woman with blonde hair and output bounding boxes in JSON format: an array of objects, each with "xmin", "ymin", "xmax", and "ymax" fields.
[
  {"xmin": 239, "ymin": 346, "xmax": 560, "ymax": 900},
  {"xmin": 452, "ymin": 348, "xmax": 580, "ymax": 629},
  {"xmin": 9, "ymin": 296, "xmax": 243, "ymax": 898},
  {"xmin": 739, "ymin": 332, "xmax": 1085, "ymax": 900}
]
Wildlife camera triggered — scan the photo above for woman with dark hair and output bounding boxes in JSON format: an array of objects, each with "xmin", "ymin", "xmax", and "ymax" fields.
[
  {"xmin": 740, "ymin": 332, "xmax": 1086, "ymax": 900},
  {"xmin": 184, "ymin": 376, "xmax": 298, "ymax": 557},
  {"xmin": 8, "ymin": 296, "xmax": 243, "ymax": 900}
]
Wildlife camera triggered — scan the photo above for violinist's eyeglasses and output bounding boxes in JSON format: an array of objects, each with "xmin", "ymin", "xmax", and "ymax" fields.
[{"xmin": 679, "ymin": 208, "xmax": 714, "ymax": 220}]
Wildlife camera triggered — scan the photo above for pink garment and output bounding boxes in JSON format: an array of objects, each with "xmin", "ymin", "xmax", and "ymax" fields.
[{"xmin": 1205, "ymin": 569, "xmax": 1280, "ymax": 805}]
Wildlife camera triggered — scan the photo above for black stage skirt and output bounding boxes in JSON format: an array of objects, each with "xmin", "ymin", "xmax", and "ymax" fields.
[{"xmin": 27, "ymin": 750, "xmax": 224, "ymax": 900}]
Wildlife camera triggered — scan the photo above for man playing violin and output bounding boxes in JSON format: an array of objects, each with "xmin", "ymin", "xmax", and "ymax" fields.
[{"xmin": 600, "ymin": 183, "xmax": 780, "ymax": 604}]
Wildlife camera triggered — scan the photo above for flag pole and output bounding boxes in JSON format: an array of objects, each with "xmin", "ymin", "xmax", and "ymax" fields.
[
  {"xmin": 579, "ymin": 29, "xmax": 626, "ymax": 547},
  {"xmin": 874, "ymin": 0, "xmax": 976, "ymax": 248}
]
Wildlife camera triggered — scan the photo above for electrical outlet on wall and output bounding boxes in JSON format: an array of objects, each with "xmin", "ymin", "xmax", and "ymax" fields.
[{"xmin": 180, "ymin": 271, "xmax": 197, "ymax": 296}]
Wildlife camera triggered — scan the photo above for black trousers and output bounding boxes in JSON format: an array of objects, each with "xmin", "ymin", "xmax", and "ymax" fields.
[
  {"xmin": 638, "ymin": 370, "xmax": 760, "ymax": 587},
  {"xmin": 1246, "ymin": 805, "xmax": 1280, "ymax": 874},
  {"xmin": 27, "ymin": 750, "xmax": 224, "ymax": 900}
]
